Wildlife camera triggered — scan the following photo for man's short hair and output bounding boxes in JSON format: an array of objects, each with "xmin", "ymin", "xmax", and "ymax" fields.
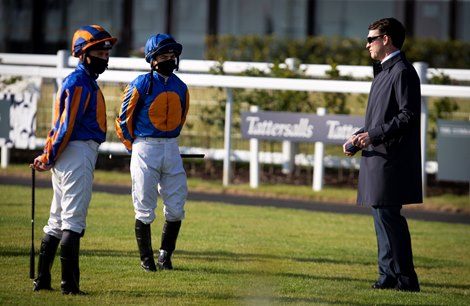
[{"xmin": 368, "ymin": 17, "xmax": 406, "ymax": 49}]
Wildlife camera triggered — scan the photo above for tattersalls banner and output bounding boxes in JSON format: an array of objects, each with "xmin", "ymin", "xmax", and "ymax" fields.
[{"xmin": 240, "ymin": 111, "xmax": 364, "ymax": 144}]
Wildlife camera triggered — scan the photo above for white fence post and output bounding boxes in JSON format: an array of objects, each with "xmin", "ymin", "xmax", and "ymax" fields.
[
  {"xmin": 223, "ymin": 88, "xmax": 233, "ymax": 186},
  {"xmin": 1, "ymin": 146, "xmax": 9, "ymax": 168},
  {"xmin": 282, "ymin": 58, "xmax": 299, "ymax": 175},
  {"xmin": 281, "ymin": 141, "xmax": 296, "ymax": 175},
  {"xmin": 313, "ymin": 107, "xmax": 326, "ymax": 191},
  {"xmin": 249, "ymin": 105, "xmax": 260, "ymax": 188},
  {"xmin": 54, "ymin": 50, "xmax": 68, "ymax": 125},
  {"xmin": 414, "ymin": 62, "xmax": 429, "ymax": 198}
]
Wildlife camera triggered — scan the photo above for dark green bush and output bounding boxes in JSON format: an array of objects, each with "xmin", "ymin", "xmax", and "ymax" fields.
[{"xmin": 206, "ymin": 35, "xmax": 470, "ymax": 69}]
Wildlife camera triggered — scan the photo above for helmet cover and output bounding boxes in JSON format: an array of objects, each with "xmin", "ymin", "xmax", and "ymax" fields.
[
  {"xmin": 72, "ymin": 25, "xmax": 117, "ymax": 57},
  {"xmin": 144, "ymin": 33, "xmax": 182, "ymax": 63}
]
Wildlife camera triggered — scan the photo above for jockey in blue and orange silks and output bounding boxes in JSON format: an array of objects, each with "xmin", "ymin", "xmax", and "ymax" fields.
[
  {"xmin": 31, "ymin": 24, "xmax": 117, "ymax": 295},
  {"xmin": 115, "ymin": 33, "xmax": 190, "ymax": 272}
]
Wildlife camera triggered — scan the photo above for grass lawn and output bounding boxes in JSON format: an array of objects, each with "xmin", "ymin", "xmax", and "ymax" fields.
[{"xmin": 0, "ymin": 183, "xmax": 469, "ymax": 305}]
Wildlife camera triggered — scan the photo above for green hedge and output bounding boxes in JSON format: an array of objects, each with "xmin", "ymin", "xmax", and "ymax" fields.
[{"xmin": 205, "ymin": 35, "xmax": 470, "ymax": 69}]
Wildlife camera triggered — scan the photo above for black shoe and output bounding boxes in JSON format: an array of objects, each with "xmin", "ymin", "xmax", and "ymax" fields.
[
  {"xmin": 157, "ymin": 250, "xmax": 173, "ymax": 270},
  {"xmin": 33, "ymin": 234, "xmax": 60, "ymax": 292},
  {"xmin": 395, "ymin": 275, "xmax": 420, "ymax": 292},
  {"xmin": 135, "ymin": 220, "xmax": 157, "ymax": 272},
  {"xmin": 33, "ymin": 279, "xmax": 53, "ymax": 291},
  {"xmin": 395, "ymin": 283, "xmax": 420, "ymax": 292},
  {"xmin": 372, "ymin": 279, "xmax": 397, "ymax": 290},
  {"xmin": 60, "ymin": 230, "xmax": 82, "ymax": 296},
  {"xmin": 141, "ymin": 259, "xmax": 157, "ymax": 272},
  {"xmin": 61, "ymin": 288, "xmax": 87, "ymax": 295},
  {"xmin": 158, "ymin": 221, "xmax": 180, "ymax": 270}
]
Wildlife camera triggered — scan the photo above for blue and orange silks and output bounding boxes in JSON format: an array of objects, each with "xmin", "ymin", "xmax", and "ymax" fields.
[
  {"xmin": 115, "ymin": 72, "xmax": 190, "ymax": 151},
  {"xmin": 39, "ymin": 62, "xmax": 107, "ymax": 165}
]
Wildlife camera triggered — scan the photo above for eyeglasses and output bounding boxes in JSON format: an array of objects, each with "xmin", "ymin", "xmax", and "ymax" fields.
[{"xmin": 367, "ymin": 35, "xmax": 384, "ymax": 44}]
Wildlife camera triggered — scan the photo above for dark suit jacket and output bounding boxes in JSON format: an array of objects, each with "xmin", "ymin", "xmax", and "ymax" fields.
[{"xmin": 357, "ymin": 52, "xmax": 423, "ymax": 207}]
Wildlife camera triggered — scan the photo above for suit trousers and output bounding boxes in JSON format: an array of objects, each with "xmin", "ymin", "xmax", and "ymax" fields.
[{"xmin": 371, "ymin": 206, "xmax": 419, "ymax": 288}]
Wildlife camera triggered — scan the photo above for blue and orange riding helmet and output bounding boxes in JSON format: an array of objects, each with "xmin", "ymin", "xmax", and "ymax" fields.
[
  {"xmin": 71, "ymin": 25, "xmax": 117, "ymax": 57},
  {"xmin": 144, "ymin": 34, "xmax": 182, "ymax": 63}
]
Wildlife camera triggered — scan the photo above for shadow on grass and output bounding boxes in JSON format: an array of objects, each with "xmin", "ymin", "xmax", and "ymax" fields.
[
  {"xmin": 2, "ymin": 247, "xmax": 463, "ymax": 269},
  {"xmin": 103, "ymin": 288, "xmax": 375, "ymax": 306},
  {"xmin": 176, "ymin": 249, "xmax": 463, "ymax": 270},
  {"xmin": 176, "ymin": 249, "xmax": 373, "ymax": 265},
  {"xmin": 4, "ymin": 247, "xmax": 469, "ymax": 292}
]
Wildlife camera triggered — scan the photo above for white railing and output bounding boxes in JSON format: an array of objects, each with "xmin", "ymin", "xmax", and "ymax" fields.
[
  {"xmin": 2, "ymin": 52, "xmax": 470, "ymax": 81},
  {"xmin": 1, "ymin": 51, "xmax": 470, "ymax": 192}
]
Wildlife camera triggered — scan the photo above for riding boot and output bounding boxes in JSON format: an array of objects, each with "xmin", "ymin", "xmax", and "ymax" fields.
[
  {"xmin": 157, "ymin": 220, "xmax": 181, "ymax": 270},
  {"xmin": 33, "ymin": 234, "xmax": 60, "ymax": 291},
  {"xmin": 135, "ymin": 219, "xmax": 156, "ymax": 272},
  {"xmin": 60, "ymin": 230, "xmax": 84, "ymax": 295}
]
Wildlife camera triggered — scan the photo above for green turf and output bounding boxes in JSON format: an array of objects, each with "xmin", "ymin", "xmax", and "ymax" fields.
[{"xmin": 0, "ymin": 184, "xmax": 469, "ymax": 305}]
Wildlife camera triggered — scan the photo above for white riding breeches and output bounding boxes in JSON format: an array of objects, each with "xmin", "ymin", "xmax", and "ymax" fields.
[
  {"xmin": 43, "ymin": 140, "xmax": 99, "ymax": 238},
  {"xmin": 131, "ymin": 137, "xmax": 187, "ymax": 224}
]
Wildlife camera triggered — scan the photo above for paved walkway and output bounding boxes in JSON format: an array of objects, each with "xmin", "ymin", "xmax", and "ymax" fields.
[{"xmin": 2, "ymin": 176, "xmax": 469, "ymax": 225}]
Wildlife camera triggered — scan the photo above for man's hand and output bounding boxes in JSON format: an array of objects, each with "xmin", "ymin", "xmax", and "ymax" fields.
[
  {"xmin": 353, "ymin": 132, "xmax": 371, "ymax": 148},
  {"xmin": 343, "ymin": 132, "xmax": 370, "ymax": 156},
  {"xmin": 30, "ymin": 157, "xmax": 53, "ymax": 172}
]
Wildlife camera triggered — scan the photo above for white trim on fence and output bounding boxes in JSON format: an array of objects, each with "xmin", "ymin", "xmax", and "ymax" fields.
[{"xmin": 2, "ymin": 52, "xmax": 470, "ymax": 81}]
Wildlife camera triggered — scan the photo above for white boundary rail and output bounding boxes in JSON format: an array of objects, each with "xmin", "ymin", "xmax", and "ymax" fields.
[
  {"xmin": 2, "ymin": 52, "xmax": 470, "ymax": 81},
  {"xmin": 1, "ymin": 51, "xmax": 470, "ymax": 192}
]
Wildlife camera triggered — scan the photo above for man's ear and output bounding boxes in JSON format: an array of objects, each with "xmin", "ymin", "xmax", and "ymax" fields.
[
  {"xmin": 383, "ymin": 35, "xmax": 392, "ymax": 46},
  {"xmin": 151, "ymin": 59, "xmax": 158, "ymax": 69}
]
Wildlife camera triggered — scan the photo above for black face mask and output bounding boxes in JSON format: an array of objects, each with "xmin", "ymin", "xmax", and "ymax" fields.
[
  {"xmin": 85, "ymin": 55, "xmax": 108, "ymax": 75},
  {"xmin": 156, "ymin": 59, "xmax": 177, "ymax": 76}
]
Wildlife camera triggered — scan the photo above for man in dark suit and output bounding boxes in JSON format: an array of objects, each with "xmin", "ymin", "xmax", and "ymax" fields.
[{"xmin": 343, "ymin": 17, "xmax": 422, "ymax": 292}]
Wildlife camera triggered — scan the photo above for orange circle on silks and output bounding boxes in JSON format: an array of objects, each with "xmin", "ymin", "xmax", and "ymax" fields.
[{"xmin": 148, "ymin": 92, "xmax": 182, "ymax": 131}]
